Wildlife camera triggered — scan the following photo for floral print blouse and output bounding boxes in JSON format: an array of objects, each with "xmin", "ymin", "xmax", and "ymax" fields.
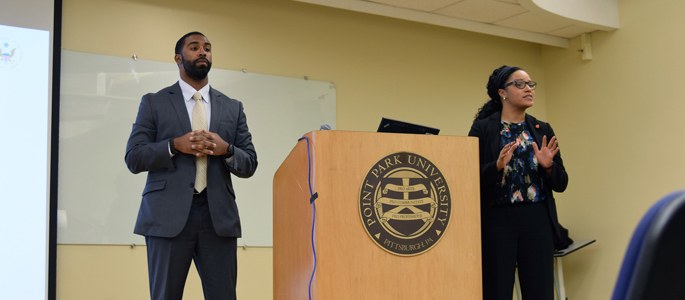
[{"xmin": 496, "ymin": 121, "xmax": 547, "ymax": 205}]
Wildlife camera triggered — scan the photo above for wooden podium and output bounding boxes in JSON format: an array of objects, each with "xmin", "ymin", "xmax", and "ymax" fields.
[{"xmin": 273, "ymin": 131, "xmax": 482, "ymax": 299}]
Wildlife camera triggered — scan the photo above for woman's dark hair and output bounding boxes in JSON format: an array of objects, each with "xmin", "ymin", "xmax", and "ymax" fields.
[{"xmin": 474, "ymin": 65, "xmax": 522, "ymax": 120}]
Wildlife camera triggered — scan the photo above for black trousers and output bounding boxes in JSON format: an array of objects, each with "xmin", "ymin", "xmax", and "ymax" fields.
[
  {"xmin": 145, "ymin": 191, "xmax": 238, "ymax": 300},
  {"xmin": 482, "ymin": 202, "xmax": 555, "ymax": 300}
]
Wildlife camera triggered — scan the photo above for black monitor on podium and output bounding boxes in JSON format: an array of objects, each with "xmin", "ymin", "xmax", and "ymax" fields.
[{"xmin": 377, "ymin": 118, "xmax": 440, "ymax": 135}]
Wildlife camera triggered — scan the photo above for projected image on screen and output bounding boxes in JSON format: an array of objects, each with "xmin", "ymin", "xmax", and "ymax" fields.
[{"xmin": 0, "ymin": 24, "xmax": 50, "ymax": 300}]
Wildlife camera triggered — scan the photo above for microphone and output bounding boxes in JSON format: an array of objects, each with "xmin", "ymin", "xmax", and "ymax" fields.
[{"xmin": 319, "ymin": 123, "xmax": 331, "ymax": 131}]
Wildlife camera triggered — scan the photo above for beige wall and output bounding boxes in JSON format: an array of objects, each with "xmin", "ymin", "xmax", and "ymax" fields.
[
  {"xmin": 61, "ymin": 0, "xmax": 678, "ymax": 299},
  {"xmin": 540, "ymin": 0, "xmax": 685, "ymax": 299},
  {"xmin": 57, "ymin": 245, "xmax": 272, "ymax": 299}
]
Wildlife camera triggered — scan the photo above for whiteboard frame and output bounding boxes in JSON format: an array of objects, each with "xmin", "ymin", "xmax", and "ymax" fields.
[{"xmin": 57, "ymin": 50, "xmax": 336, "ymax": 246}]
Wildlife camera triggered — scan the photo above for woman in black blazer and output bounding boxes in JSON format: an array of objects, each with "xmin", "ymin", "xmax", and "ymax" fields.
[{"xmin": 468, "ymin": 66, "xmax": 568, "ymax": 300}]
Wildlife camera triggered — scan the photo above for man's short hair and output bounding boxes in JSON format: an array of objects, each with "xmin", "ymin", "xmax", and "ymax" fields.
[{"xmin": 175, "ymin": 31, "xmax": 206, "ymax": 55}]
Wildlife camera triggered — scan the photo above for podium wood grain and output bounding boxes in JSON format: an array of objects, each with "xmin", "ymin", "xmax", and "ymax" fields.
[{"xmin": 274, "ymin": 131, "xmax": 482, "ymax": 299}]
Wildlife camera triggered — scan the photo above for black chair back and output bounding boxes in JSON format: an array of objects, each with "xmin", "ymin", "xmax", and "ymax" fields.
[{"xmin": 612, "ymin": 190, "xmax": 685, "ymax": 300}]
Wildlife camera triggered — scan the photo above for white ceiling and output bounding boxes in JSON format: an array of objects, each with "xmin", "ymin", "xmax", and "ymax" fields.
[{"xmin": 293, "ymin": 0, "xmax": 619, "ymax": 48}]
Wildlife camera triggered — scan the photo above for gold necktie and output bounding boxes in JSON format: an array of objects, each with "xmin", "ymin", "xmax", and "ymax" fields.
[{"xmin": 192, "ymin": 92, "xmax": 208, "ymax": 192}]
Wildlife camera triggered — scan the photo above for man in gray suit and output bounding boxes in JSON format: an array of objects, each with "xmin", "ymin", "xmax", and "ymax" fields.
[{"xmin": 125, "ymin": 31, "xmax": 258, "ymax": 300}]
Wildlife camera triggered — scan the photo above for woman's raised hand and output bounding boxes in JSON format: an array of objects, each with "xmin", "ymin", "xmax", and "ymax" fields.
[
  {"xmin": 496, "ymin": 142, "xmax": 517, "ymax": 171},
  {"xmin": 533, "ymin": 135, "xmax": 559, "ymax": 171}
]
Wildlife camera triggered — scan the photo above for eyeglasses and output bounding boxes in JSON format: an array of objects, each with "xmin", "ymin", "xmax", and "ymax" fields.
[{"xmin": 503, "ymin": 79, "xmax": 537, "ymax": 90}]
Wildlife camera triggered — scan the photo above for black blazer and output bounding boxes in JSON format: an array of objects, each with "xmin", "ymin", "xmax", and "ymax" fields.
[
  {"xmin": 468, "ymin": 111, "xmax": 568, "ymax": 244},
  {"xmin": 125, "ymin": 82, "xmax": 258, "ymax": 238}
]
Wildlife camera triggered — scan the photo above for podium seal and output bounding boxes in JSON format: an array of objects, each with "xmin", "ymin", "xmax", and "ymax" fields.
[{"xmin": 359, "ymin": 152, "xmax": 452, "ymax": 256}]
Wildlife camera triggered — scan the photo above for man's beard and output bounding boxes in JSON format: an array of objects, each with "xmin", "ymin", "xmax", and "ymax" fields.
[{"xmin": 182, "ymin": 56, "xmax": 212, "ymax": 80}]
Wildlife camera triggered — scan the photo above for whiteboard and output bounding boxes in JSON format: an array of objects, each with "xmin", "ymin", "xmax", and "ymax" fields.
[{"xmin": 57, "ymin": 50, "xmax": 336, "ymax": 246}]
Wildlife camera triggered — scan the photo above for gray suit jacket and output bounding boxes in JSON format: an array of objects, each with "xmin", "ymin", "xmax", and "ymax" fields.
[{"xmin": 125, "ymin": 82, "xmax": 258, "ymax": 238}]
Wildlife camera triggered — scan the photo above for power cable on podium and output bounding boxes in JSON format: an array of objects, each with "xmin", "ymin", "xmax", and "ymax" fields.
[{"xmin": 298, "ymin": 136, "xmax": 318, "ymax": 300}]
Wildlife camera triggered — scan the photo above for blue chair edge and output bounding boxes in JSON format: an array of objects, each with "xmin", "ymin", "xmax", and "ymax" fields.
[{"xmin": 610, "ymin": 189, "xmax": 685, "ymax": 300}]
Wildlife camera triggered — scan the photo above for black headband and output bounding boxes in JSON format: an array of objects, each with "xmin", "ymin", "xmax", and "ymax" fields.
[{"xmin": 496, "ymin": 66, "xmax": 516, "ymax": 89}]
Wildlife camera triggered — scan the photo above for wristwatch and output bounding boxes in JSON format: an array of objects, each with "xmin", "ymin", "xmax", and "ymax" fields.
[
  {"xmin": 169, "ymin": 138, "xmax": 178, "ymax": 155},
  {"xmin": 226, "ymin": 144, "xmax": 235, "ymax": 158}
]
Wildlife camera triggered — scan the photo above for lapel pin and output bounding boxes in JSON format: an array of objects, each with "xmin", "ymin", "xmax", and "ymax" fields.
[{"xmin": 535, "ymin": 124, "xmax": 540, "ymax": 128}]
